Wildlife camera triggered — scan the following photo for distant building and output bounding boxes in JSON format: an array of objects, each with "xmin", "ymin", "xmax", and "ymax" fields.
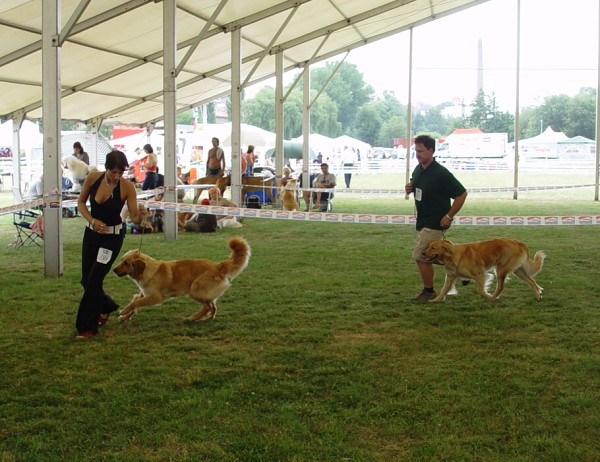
[{"xmin": 441, "ymin": 97, "xmax": 470, "ymax": 119}]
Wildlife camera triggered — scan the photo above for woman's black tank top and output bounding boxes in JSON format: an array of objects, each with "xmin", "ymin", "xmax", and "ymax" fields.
[{"xmin": 89, "ymin": 173, "xmax": 125, "ymax": 226}]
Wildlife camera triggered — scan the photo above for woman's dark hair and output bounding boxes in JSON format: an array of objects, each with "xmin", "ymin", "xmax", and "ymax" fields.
[
  {"xmin": 73, "ymin": 141, "xmax": 83, "ymax": 151},
  {"xmin": 143, "ymin": 144, "xmax": 153, "ymax": 154},
  {"xmin": 105, "ymin": 150, "xmax": 129, "ymax": 171}
]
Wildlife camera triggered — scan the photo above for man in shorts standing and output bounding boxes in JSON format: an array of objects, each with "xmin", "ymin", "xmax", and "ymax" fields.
[
  {"xmin": 206, "ymin": 137, "xmax": 226, "ymax": 178},
  {"xmin": 405, "ymin": 134, "xmax": 468, "ymax": 302}
]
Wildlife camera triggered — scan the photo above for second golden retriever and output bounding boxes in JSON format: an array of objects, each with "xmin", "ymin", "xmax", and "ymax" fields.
[
  {"xmin": 113, "ymin": 237, "xmax": 250, "ymax": 321},
  {"xmin": 281, "ymin": 177, "xmax": 299, "ymax": 211},
  {"xmin": 423, "ymin": 238, "xmax": 546, "ymax": 302}
]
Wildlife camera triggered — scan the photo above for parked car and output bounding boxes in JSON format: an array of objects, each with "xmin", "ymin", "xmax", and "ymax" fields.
[
  {"xmin": 372, "ymin": 147, "xmax": 406, "ymax": 160},
  {"xmin": 0, "ymin": 146, "xmax": 13, "ymax": 158}
]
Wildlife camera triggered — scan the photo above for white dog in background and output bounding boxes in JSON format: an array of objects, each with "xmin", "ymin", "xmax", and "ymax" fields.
[{"xmin": 63, "ymin": 155, "xmax": 91, "ymax": 191}]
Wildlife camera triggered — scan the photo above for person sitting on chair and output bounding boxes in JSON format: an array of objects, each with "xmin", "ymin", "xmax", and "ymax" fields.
[
  {"xmin": 27, "ymin": 174, "xmax": 44, "ymax": 199},
  {"xmin": 306, "ymin": 163, "xmax": 336, "ymax": 210}
]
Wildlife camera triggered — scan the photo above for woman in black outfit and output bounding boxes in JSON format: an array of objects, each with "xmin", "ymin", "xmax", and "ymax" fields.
[{"xmin": 75, "ymin": 151, "xmax": 145, "ymax": 339}]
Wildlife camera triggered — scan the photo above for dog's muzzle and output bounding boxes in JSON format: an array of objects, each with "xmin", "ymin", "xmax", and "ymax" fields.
[{"xmin": 423, "ymin": 253, "xmax": 442, "ymax": 264}]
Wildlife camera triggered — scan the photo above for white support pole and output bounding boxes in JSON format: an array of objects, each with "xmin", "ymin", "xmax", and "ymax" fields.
[
  {"xmin": 275, "ymin": 52, "xmax": 284, "ymax": 181},
  {"xmin": 595, "ymin": 0, "xmax": 600, "ymax": 201},
  {"xmin": 163, "ymin": 0, "xmax": 178, "ymax": 239},
  {"xmin": 42, "ymin": 0, "xmax": 63, "ymax": 277},
  {"xmin": 405, "ymin": 27, "xmax": 413, "ymax": 193},
  {"xmin": 513, "ymin": 0, "xmax": 521, "ymax": 200},
  {"xmin": 12, "ymin": 113, "xmax": 25, "ymax": 193},
  {"xmin": 302, "ymin": 66, "xmax": 310, "ymax": 185},
  {"xmin": 230, "ymin": 28, "xmax": 242, "ymax": 205},
  {"xmin": 90, "ymin": 117, "xmax": 102, "ymax": 167}
]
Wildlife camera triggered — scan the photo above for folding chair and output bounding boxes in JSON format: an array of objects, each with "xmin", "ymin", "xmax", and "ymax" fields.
[
  {"xmin": 12, "ymin": 187, "xmax": 43, "ymax": 249},
  {"xmin": 317, "ymin": 191, "xmax": 334, "ymax": 212}
]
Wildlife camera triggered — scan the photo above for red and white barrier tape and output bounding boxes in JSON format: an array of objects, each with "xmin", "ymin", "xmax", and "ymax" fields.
[{"xmin": 2, "ymin": 188, "xmax": 599, "ymax": 226}]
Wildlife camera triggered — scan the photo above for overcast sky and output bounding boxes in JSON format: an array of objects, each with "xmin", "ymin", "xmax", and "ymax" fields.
[{"xmin": 342, "ymin": 0, "xmax": 598, "ymax": 111}]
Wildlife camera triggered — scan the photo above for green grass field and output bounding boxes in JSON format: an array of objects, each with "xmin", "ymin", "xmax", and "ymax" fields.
[{"xmin": 0, "ymin": 171, "xmax": 599, "ymax": 461}]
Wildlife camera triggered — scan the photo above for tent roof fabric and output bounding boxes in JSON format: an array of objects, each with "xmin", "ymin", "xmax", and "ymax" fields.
[
  {"xmin": 452, "ymin": 128, "xmax": 483, "ymax": 134},
  {"xmin": 558, "ymin": 135, "xmax": 595, "ymax": 144},
  {"xmin": 522, "ymin": 126, "xmax": 568, "ymax": 144},
  {"xmin": 0, "ymin": 0, "xmax": 489, "ymax": 127}
]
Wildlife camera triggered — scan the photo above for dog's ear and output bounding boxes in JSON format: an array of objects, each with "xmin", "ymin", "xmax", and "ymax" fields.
[
  {"xmin": 132, "ymin": 258, "xmax": 146, "ymax": 277},
  {"xmin": 441, "ymin": 240, "xmax": 453, "ymax": 256}
]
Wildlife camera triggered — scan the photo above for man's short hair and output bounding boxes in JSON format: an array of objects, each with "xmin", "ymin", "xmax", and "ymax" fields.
[
  {"xmin": 414, "ymin": 134, "xmax": 436, "ymax": 153},
  {"xmin": 321, "ymin": 163, "xmax": 329, "ymax": 168}
]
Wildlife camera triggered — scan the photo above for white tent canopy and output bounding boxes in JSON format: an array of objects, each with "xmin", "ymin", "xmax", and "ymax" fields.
[
  {"xmin": 333, "ymin": 135, "xmax": 372, "ymax": 156},
  {"xmin": 522, "ymin": 126, "xmax": 569, "ymax": 144},
  {"xmin": 0, "ymin": 0, "xmax": 491, "ymax": 127},
  {"xmin": 519, "ymin": 126, "xmax": 568, "ymax": 159},
  {"xmin": 221, "ymin": 123, "xmax": 275, "ymax": 149},
  {"xmin": 291, "ymin": 133, "xmax": 336, "ymax": 155},
  {"xmin": 0, "ymin": 120, "xmax": 42, "ymax": 156}
]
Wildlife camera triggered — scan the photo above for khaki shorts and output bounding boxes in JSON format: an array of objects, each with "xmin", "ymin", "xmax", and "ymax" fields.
[{"xmin": 412, "ymin": 227, "xmax": 444, "ymax": 262}]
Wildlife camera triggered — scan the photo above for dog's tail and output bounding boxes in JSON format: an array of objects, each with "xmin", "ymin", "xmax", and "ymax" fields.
[
  {"xmin": 524, "ymin": 250, "xmax": 546, "ymax": 276},
  {"xmin": 221, "ymin": 236, "xmax": 251, "ymax": 279}
]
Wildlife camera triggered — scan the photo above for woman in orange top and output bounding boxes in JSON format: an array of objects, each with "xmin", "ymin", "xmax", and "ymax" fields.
[{"xmin": 141, "ymin": 144, "xmax": 158, "ymax": 191}]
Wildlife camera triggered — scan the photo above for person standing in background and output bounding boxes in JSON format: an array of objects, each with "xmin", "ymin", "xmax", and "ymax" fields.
[
  {"xmin": 245, "ymin": 145, "xmax": 255, "ymax": 177},
  {"xmin": 73, "ymin": 142, "xmax": 90, "ymax": 165},
  {"xmin": 141, "ymin": 144, "xmax": 158, "ymax": 191},
  {"xmin": 206, "ymin": 137, "xmax": 226, "ymax": 178},
  {"xmin": 341, "ymin": 145, "xmax": 356, "ymax": 188}
]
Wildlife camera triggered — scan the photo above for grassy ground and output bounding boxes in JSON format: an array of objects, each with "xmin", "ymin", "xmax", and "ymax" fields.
[{"xmin": 0, "ymin": 171, "xmax": 599, "ymax": 461}]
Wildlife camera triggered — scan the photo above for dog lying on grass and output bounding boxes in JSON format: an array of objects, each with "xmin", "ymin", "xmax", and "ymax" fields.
[
  {"xmin": 423, "ymin": 238, "xmax": 546, "ymax": 302},
  {"xmin": 113, "ymin": 237, "xmax": 250, "ymax": 321}
]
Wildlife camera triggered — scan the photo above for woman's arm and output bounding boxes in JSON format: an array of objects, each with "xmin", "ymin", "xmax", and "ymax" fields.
[
  {"xmin": 123, "ymin": 180, "xmax": 145, "ymax": 224},
  {"xmin": 77, "ymin": 172, "xmax": 99, "ymax": 226}
]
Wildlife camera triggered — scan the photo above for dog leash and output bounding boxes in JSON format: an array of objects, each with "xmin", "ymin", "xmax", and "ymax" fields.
[
  {"xmin": 138, "ymin": 205, "xmax": 147, "ymax": 253},
  {"xmin": 138, "ymin": 225, "xmax": 146, "ymax": 253}
]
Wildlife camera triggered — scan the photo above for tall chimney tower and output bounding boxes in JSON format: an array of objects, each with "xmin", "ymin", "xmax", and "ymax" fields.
[{"xmin": 477, "ymin": 39, "xmax": 483, "ymax": 94}]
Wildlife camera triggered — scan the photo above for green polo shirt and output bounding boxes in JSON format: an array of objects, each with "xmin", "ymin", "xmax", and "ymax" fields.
[{"xmin": 411, "ymin": 159, "xmax": 466, "ymax": 231}]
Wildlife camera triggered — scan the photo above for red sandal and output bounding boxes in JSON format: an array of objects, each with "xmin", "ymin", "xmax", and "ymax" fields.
[
  {"xmin": 98, "ymin": 313, "xmax": 110, "ymax": 327},
  {"xmin": 76, "ymin": 331, "xmax": 96, "ymax": 340}
]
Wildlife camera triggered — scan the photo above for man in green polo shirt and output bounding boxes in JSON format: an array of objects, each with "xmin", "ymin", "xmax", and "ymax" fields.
[{"xmin": 405, "ymin": 134, "xmax": 468, "ymax": 302}]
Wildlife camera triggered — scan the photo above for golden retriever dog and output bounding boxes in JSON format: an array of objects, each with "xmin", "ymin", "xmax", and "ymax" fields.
[
  {"xmin": 423, "ymin": 238, "xmax": 546, "ymax": 302},
  {"xmin": 192, "ymin": 175, "xmax": 229, "ymax": 204},
  {"xmin": 113, "ymin": 237, "xmax": 251, "ymax": 321},
  {"xmin": 281, "ymin": 177, "xmax": 299, "ymax": 211},
  {"xmin": 242, "ymin": 175, "xmax": 276, "ymax": 205}
]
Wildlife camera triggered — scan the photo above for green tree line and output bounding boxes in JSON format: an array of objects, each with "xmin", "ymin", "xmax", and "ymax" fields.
[{"xmin": 174, "ymin": 61, "xmax": 596, "ymax": 146}]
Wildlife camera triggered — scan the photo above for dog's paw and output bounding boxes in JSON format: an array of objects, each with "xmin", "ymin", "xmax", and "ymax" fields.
[{"xmin": 118, "ymin": 311, "xmax": 136, "ymax": 322}]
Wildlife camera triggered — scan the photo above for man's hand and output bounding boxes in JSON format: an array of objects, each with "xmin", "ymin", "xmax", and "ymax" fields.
[{"xmin": 440, "ymin": 214, "xmax": 453, "ymax": 229}]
